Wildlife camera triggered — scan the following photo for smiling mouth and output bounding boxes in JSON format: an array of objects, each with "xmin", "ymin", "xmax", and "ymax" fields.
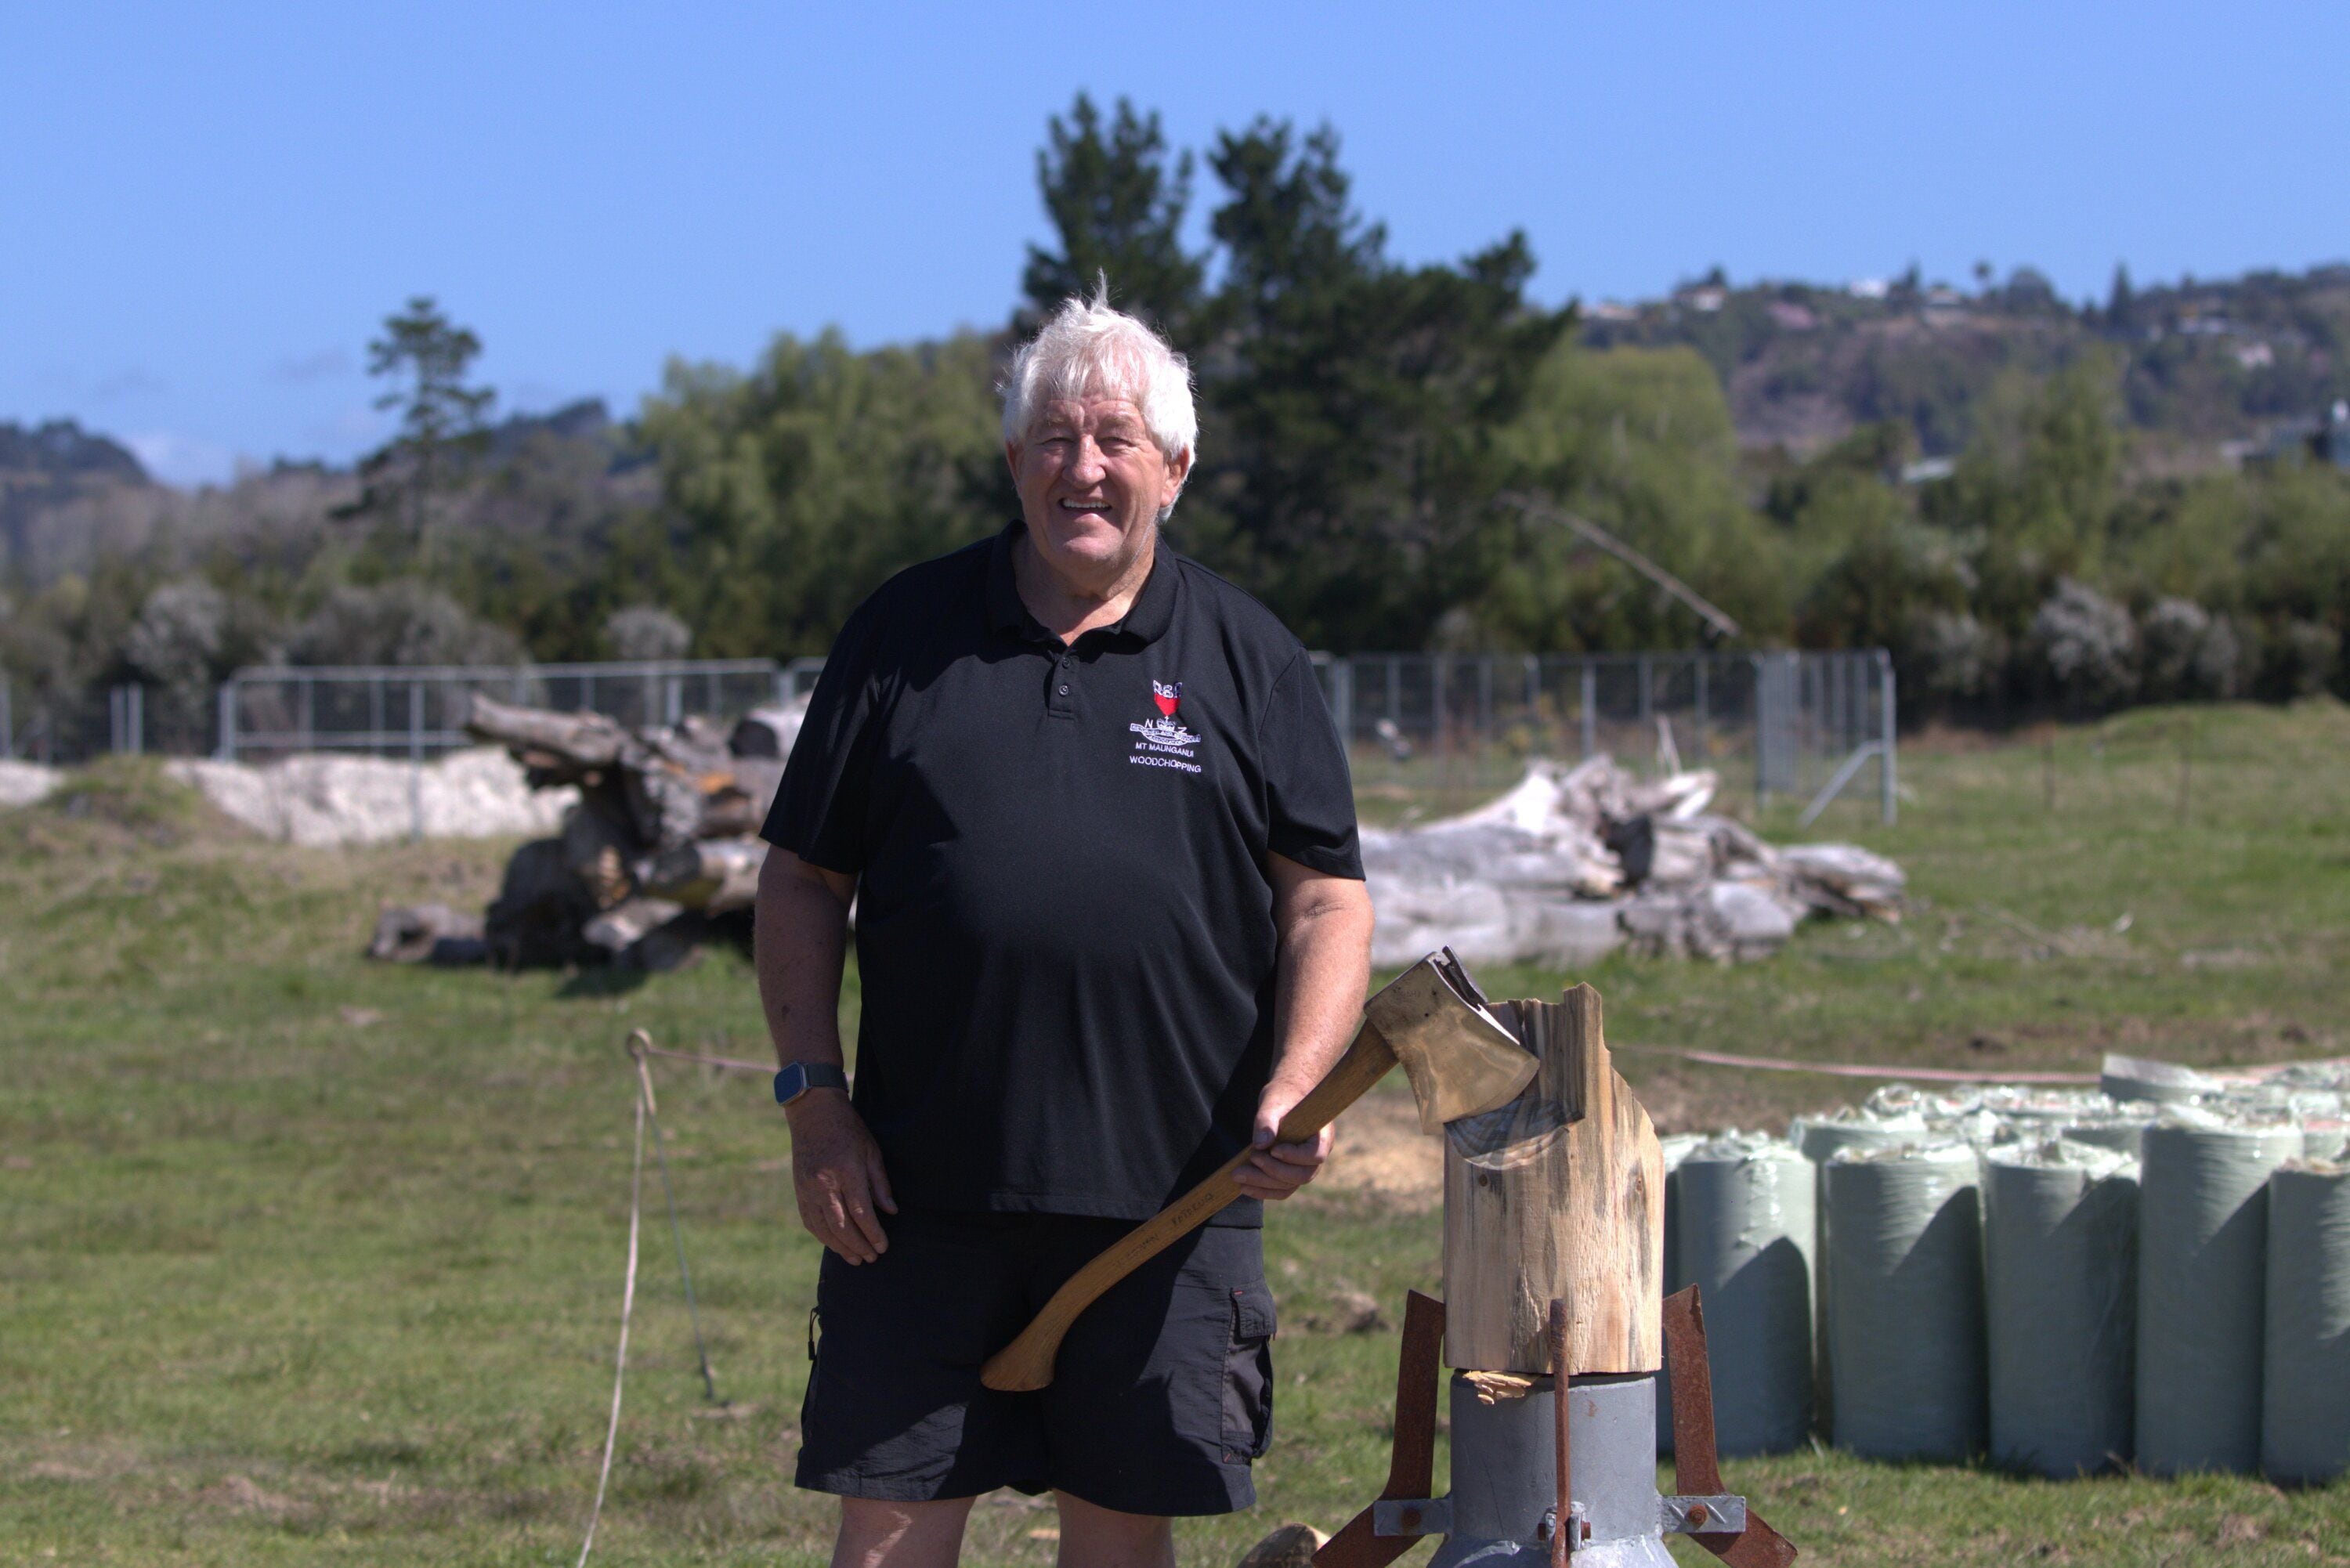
[{"xmin": 1058, "ymin": 499, "xmax": 1112, "ymax": 515}]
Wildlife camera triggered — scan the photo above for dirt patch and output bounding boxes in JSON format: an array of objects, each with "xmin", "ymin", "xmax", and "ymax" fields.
[{"xmin": 1321, "ymin": 1092, "xmax": 1442, "ymax": 1212}]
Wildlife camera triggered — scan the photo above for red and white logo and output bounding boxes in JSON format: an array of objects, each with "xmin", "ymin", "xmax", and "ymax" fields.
[{"xmin": 1130, "ymin": 678, "xmax": 1202, "ymax": 772}]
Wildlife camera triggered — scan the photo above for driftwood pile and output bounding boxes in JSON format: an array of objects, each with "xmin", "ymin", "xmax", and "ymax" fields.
[
  {"xmin": 368, "ymin": 701, "xmax": 1900, "ymax": 973},
  {"xmin": 367, "ymin": 693, "xmax": 803, "ymax": 970},
  {"xmin": 1364, "ymin": 756, "xmax": 1904, "ymax": 969}
]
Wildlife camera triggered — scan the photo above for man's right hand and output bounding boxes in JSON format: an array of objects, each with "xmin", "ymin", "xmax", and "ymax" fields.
[{"xmin": 787, "ymin": 1089, "xmax": 897, "ymax": 1264}]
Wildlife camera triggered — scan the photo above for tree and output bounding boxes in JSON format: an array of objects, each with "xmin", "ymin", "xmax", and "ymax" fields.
[
  {"xmin": 2105, "ymin": 263, "xmax": 2135, "ymax": 329},
  {"xmin": 1021, "ymin": 95, "xmax": 1205, "ymax": 334},
  {"xmin": 1188, "ymin": 117, "xmax": 1571, "ymax": 649},
  {"xmin": 362, "ymin": 296, "xmax": 496, "ymax": 557}
]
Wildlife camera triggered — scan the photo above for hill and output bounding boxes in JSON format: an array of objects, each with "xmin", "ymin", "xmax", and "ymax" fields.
[{"xmin": 1582, "ymin": 262, "xmax": 2350, "ymax": 461}]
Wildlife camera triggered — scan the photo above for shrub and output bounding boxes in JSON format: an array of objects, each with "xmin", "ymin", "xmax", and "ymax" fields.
[
  {"xmin": 2031, "ymin": 577, "xmax": 2137, "ymax": 710},
  {"xmin": 602, "ymin": 605, "xmax": 691, "ymax": 662},
  {"xmin": 288, "ymin": 583, "xmax": 523, "ymax": 667},
  {"xmin": 2138, "ymin": 597, "xmax": 2241, "ymax": 701}
]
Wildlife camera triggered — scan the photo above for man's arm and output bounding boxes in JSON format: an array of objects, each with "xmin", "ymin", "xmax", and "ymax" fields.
[
  {"xmin": 1234, "ymin": 854, "xmax": 1375, "ymax": 1201},
  {"xmin": 754, "ymin": 847, "xmax": 895, "ymax": 1263}
]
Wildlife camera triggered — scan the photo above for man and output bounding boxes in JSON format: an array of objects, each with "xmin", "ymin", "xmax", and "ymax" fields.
[{"xmin": 755, "ymin": 290, "xmax": 1374, "ymax": 1568}]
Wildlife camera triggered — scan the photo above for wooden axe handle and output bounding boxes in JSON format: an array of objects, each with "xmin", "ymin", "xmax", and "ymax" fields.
[{"xmin": 979, "ymin": 1022, "xmax": 1399, "ymax": 1392}]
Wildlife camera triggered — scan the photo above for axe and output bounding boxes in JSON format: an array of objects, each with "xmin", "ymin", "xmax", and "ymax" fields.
[{"xmin": 981, "ymin": 949, "xmax": 1535, "ymax": 1392}]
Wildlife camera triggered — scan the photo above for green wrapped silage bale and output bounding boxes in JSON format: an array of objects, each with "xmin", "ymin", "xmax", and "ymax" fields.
[
  {"xmin": 1824, "ymin": 1140, "xmax": 1986, "ymax": 1461},
  {"xmin": 2059, "ymin": 1103, "xmax": 2158, "ymax": 1158},
  {"xmin": 1676, "ymin": 1132, "xmax": 1816, "ymax": 1454},
  {"xmin": 1983, "ymin": 1138, "xmax": 2139, "ymax": 1476},
  {"xmin": 2135, "ymin": 1107, "xmax": 2302, "ymax": 1476},
  {"xmin": 1655, "ymin": 1132, "xmax": 1706, "ymax": 1457},
  {"xmin": 2262, "ymin": 1158, "xmax": 2350, "ymax": 1485},
  {"xmin": 1792, "ymin": 1107, "xmax": 1927, "ymax": 1437}
]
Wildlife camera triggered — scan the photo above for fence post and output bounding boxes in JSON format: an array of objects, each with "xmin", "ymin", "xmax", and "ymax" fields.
[
  {"xmin": 1694, "ymin": 659, "xmax": 1709, "ymax": 757},
  {"xmin": 1330, "ymin": 658, "xmax": 1354, "ymax": 746},
  {"xmin": 216, "ymin": 679, "xmax": 236, "ymax": 760},
  {"xmin": 131, "ymin": 685, "xmax": 143, "ymax": 754},
  {"xmin": 1879, "ymin": 650, "xmax": 1898, "ymax": 826},
  {"xmin": 1579, "ymin": 661, "xmax": 1597, "ymax": 761},
  {"xmin": 1432, "ymin": 653, "xmax": 1448, "ymax": 760},
  {"xmin": 1, "ymin": 675, "xmax": 12, "ymax": 760},
  {"xmin": 408, "ymin": 681, "xmax": 425, "ymax": 844}
]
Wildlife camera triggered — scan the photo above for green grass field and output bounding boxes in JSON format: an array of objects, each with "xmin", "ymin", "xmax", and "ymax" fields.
[{"xmin": 5, "ymin": 702, "xmax": 2348, "ymax": 1566}]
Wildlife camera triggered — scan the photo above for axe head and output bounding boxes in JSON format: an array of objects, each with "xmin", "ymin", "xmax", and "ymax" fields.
[{"xmin": 1364, "ymin": 949, "xmax": 1538, "ymax": 1135}]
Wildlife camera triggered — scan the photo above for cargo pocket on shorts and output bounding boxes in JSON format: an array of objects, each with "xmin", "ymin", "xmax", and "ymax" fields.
[{"xmin": 1221, "ymin": 1281, "xmax": 1278, "ymax": 1461}]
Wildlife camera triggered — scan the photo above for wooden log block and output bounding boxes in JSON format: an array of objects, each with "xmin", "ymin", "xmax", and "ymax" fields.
[
  {"xmin": 1442, "ymin": 982, "xmax": 1664, "ymax": 1375},
  {"xmin": 641, "ymin": 836, "xmax": 767, "ymax": 912},
  {"xmin": 465, "ymin": 692, "xmax": 629, "ymax": 771}
]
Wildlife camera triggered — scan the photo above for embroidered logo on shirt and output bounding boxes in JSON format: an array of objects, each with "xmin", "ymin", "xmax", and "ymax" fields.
[{"xmin": 1130, "ymin": 680, "xmax": 1202, "ymax": 772}]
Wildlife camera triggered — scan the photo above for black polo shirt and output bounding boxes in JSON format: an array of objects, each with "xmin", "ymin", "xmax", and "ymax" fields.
[{"xmin": 762, "ymin": 519, "xmax": 1363, "ymax": 1227}]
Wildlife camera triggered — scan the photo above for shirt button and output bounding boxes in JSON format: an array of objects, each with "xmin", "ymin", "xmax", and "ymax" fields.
[{"xmin": 1058, "ymin": 684, "xmax": 1071, "ymax": 695}]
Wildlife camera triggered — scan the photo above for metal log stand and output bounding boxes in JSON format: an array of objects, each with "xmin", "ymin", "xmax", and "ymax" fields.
[{"xmin": 1316, "ymin": 985, "xmax": 1797, "ymax": 1568}]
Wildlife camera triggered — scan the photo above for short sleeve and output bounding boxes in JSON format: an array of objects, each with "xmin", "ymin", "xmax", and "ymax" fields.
[
  {"xmin": 1259, "ymin": 650, "xmax": 1364, "ymax": 879},
  {"xmin": 761, "ymin": 599, "xmax": 888, "ymax": 873}
]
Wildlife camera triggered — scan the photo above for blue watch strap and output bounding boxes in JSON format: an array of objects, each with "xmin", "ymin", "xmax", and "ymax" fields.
[{"xmin": 775, "ymin": 1061, "xmax": 851, "ymax": 1105}]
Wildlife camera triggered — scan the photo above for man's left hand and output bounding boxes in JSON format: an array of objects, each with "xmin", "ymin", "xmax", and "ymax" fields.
[{"xmin": 1234, "ymin": 1086, "xmax": 1336, "ymax": 1200}]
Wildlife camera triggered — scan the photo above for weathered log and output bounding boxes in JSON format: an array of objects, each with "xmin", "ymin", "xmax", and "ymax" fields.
[
  {"xmin": 465, "ymin": 693, "xmax": 630, "ymax": 772},
  {"xmin": 367, "ymin": 901, "xmax": 485, "ymax": 963},
  {"xmin": 641, "ymin": 836, "xmax": 767, "ymax": 912},
  {"xmin": 561, "ymin": 800, "xmax": 638, "ymax": 910},
  {"xmin": 1442, "ymin": 982, "xmax": 1664, "ymax": 1375},
  {"xmin": 581, "ymin": 895, "xmax": 685, "ymax": 955},
  {"xmin": 484, "ymin": 837, "xmax": 602, "ymax": 967}
]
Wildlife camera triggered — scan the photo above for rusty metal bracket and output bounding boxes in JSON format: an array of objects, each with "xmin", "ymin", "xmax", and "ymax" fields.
[
  {"xmin": 1314, "ymin": 1291, "xmax": 1445, "ymax": 1568},
  {"xmin": 1549, "ymin": 1298, "xmax": 1574, "ymax": 1563},
  {"xmin": 1660, "ymin": 1495, "xmax": 1748, "ymax": 1534},
  {"xmin": 1662, "ymin": 1285, "xmax": 1799, "ymax": 1568}
]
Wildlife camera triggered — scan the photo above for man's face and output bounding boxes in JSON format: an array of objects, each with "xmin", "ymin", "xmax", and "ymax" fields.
[{"xmin": 1007, "ymin": 396, "xmax": 1190, "ymax": 583}]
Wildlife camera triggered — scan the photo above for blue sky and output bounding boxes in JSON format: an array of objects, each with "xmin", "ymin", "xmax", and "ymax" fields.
[{"xmin": 4, "ymin": 2, "xmax": 2344, "ymax": 485}]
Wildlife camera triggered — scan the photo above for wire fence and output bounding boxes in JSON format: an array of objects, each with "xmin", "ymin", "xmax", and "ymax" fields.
[
  {"xmin": 5, "ymin": 647, "xmax": 1897, "ymax": 823},
  {"xmin": 1317, "ymin": 649, "xmax": 1896, "ymax": 822},
  {"xmin": 212, "ymin": 661, "xmax": 789, "ymax": 761}
]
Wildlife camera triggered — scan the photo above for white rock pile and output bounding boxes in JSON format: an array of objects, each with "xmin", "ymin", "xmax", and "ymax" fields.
[{"xmin": 1363, "ymin": 756, "xmax": 1905, "ymax": 968}]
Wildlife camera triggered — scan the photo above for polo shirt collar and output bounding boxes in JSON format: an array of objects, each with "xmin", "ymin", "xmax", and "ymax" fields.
[{"xmin": 985, "ymin": 518, "xmax": 1180, "ymax": 647}]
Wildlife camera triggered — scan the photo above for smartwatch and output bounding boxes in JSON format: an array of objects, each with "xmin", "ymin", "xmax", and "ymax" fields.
[{"xmin": 774, "ymin": 1060, "xmax": 851, "ymax": 1107}]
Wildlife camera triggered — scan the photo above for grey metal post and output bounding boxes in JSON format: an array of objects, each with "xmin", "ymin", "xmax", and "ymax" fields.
[
  {"xmin": 1422, "ymin": 1373, "xmax": 1676, "ymax": 1568},
  {"xmin": 1580, "ymin": 661, "xmax": 1598, "ymax": 760},
  {"xmin": 408, "ymin": 681, "xmax": 425, "ymax": 844},
  {"xmin": 130, "ymin": 685, "xmax": 143, "ymax": 754},
  {"xmin": 109, "ymin": 686, "xmax": 121, "ymax": 753},
  {"xmin": 1330, "ymin": 658, "xmax": 1354, "ymax": 746},
  {"xmin": 1637, "ymin": 653, "xmax": 1653, "ymax": 723},
  {"xmin": 1433, "ymin": 654, "xmax": 1448, "ymax": 760},
  {"xmin": 300, "ymin": 671, "xmax": 315, "ymax": 753},
  {"xmin": 1878, "ymin": 650, "xmax": 1898, "ymax": 826},
  {"xmin": 216, "ymin": 679, "xmax": 236, "ymax": 761},
  {"xmin": 1387, "ymin": 656, "xmax": 1401, "ymax": 728},
  {"xmin": 371, "ymin": 674, "xmax": 385, "ymax": 756},
  {"xmin": 1694, "ymin": 659, "xmax": 1709, "ymax": 757},
  {"xmin": 1, "ymin": 675, "xmax": 12, "ymax": 760}
]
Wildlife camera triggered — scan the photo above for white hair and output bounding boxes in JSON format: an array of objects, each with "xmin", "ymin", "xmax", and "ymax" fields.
[{"xmin": 1000, "ymin": 287, "xmax": 1198, "ymax": 477}]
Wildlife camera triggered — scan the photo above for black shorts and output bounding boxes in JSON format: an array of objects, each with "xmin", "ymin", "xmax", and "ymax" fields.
[{"xmin": 795, "ymin": 1209, "xmax": 1277, "ymax": 1516}]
